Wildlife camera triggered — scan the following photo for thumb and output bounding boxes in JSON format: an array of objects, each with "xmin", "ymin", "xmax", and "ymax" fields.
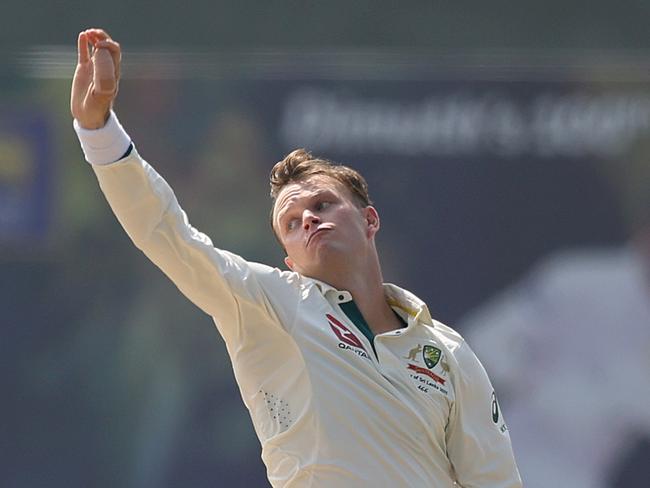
[{"xmin": 93, "ymin": 48, "xmax": 116, "ymax": 96}]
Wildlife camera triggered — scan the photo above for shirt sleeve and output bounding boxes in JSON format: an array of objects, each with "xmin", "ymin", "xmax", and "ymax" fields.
[
  {"xmin": 445, "ymin": 341, "xmax": 522, "ymax": 488},
  {"xmin": 74, "ymin": 115, "xmax": 299, "ymax": 333},
  {"xmin": 73, "ymin": 111, "xmax": 132, "ymax": 165}
]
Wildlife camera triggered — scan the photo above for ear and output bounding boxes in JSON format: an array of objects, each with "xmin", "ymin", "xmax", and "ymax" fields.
[
  {"xmin": 284, "ymin": 256, "xmax": 295, "ymax": 271},
  {"xmin": 363, "ymin": 206, "xmax": 380, "ymax": 238}
]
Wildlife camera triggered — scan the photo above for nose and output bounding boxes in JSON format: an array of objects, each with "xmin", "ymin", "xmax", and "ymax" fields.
[{"xmin": 302, "ymin": 209, "xmax": 320, "ymax": 230}]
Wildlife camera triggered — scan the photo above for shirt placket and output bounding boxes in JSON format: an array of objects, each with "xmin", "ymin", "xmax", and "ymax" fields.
[{"xmin": 328, "ymin": 291, "xmax": 382, "ymax": 366}]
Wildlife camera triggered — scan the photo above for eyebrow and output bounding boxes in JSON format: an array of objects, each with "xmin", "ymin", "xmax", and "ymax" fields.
[
  {"xmin": 276, "ymin": 189, "xmax": 336, "ymax": 227},
  {"xmin": 275, "ymin": 206, "xmax": 293, "ymax": 228},
  {"xmin": 275, "ymin": 197, "xmax": 302, "ymax": 230}
]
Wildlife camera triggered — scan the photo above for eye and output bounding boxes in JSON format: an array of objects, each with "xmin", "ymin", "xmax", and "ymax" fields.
[
  {"xmin": 286, "ymin": 218, "xmax": 299, "ymax": 232},
  {"xmin": 315, "ymin": 201, "xmax": 331, "ymax": 211}
]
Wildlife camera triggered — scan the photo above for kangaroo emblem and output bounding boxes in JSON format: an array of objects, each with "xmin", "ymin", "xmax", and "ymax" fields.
[{"xmin": 405, "ymin": 344, "xmax": 423, "ymax": 361}]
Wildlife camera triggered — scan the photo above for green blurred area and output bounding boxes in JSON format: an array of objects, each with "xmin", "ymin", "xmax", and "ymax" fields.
[
  {"xmin": 2, "ymin": 0, "xmax": 650, "ymax": 49},
  {"xmin": 1, "ymin": 72, "xmax": 279, "ymax": 486}
]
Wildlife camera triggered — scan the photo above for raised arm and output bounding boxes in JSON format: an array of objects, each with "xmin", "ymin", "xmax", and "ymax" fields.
[{"xmin": 68, "ymin": 29, "xmax": 294, "ymax": 331}]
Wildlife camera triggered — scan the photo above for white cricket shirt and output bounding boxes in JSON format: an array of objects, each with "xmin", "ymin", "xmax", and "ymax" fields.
[{"xmin": 75, "ymin": 113, "xmax": 521, "ymax": 487}]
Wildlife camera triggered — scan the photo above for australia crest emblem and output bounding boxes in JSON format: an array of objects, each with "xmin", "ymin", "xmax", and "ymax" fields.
[{"xmin": 423, "ymin": 345, "xmax": 441, "ymax": 369}]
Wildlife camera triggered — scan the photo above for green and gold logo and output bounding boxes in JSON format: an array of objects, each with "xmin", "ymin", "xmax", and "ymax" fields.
[{"xmin": 422, "ymin": 345, "xmax": 441, "ymax": 369}]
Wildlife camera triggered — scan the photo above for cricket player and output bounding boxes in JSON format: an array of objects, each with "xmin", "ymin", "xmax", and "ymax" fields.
[{"xmin": 71, "ymin": 28, "xmax": 522, "ymax": 487}]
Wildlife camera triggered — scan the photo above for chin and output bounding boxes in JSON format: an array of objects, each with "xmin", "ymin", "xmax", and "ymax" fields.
[
  {"xmin": 296, "ymin": 244, "xmax": 350, "ymax": 276},
  {"xmin": 306, "ymin": 259, "xmax": 347, "ymax": 281}
]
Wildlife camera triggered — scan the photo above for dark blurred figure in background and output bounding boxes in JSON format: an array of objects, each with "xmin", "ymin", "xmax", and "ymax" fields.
[{"xmin": 461, "ymin": 136, "xmax": 650, "ymax": 488}]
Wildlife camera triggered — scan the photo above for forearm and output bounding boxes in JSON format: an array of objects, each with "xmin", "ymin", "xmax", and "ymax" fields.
[
  {"xmin": 74, "ymin": 114, "xmax": 239, "ymax": 317},
  {"xmin": 74, "ymin": 111, "xmax": 180, "ymax": 250}
]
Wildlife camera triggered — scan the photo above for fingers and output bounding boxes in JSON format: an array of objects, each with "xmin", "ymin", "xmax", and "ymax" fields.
[
  {"xmin": 92, "ymin": 48, "xmax": 117, "ymax": 95},
  {"xmin": 77, "ymin": 32, "xmax": 91, "ymax": 64},
  {"xmin": 94, "ymin": 39, "xmax": 120, "ymax": 54},
  {"xmin": 84, "ymin": 28, "xmax": 112, "ymax": 44},
  {"xmin": 78, "ymin": 28, "xmax": 117, "ymax": 55},
  {"xmin": 77, "ymin": 28, "xmax": 122, "ymax": 86},
  {"xmin": 94, "ymin": 39, "xmax": 121, "ymax": 90},
  {"xmin": 72, "ymin": 28, "xmax": 117, "ymax": 128},
  {"xmin": 94, "ymin": 40, "xmax": 121, "ymax": 64}
]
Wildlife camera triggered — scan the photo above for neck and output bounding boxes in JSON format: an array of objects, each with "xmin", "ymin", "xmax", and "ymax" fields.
[
  {"xmin": 320, "ymin": 254, "xmax": 404, "ymax": 335},
  {"xmin": 350, "ymin": 280, "xmax": 404, "ymax": 335}
]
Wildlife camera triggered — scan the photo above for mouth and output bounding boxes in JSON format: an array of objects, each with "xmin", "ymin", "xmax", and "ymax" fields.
[{"xmin": 307, "ymin": 228, "xmax": 331, "ymax": 247}]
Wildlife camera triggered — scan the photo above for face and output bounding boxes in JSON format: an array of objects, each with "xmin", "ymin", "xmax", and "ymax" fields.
[{"xmin": 272, "ymin": 175, "xmax": 379, "ymax": 279}]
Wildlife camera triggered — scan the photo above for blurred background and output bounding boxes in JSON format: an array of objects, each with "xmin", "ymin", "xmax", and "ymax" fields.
[{"xmin": 2, "ymin": 2, "xmax": 650, "ymax": 487}]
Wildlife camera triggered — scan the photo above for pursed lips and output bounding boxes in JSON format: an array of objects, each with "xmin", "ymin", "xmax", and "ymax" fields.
[{"xmin": 306, "ymin": 227, "xmax": 332, "ymax": 247}]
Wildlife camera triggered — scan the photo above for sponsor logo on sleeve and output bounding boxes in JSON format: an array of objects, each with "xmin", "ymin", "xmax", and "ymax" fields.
[
  {"xmin": 492, "ymin": 390, "xmax": 509, "ymax": 433},
  {"xmin": 491, "ymin": 391, "xmax": 500, "ymax": 423}
]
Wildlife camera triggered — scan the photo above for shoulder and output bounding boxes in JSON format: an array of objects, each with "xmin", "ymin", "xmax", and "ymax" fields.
[
  {"xmin": 423, "ymin": 320, "xmax": 491, "ymax": 398},
  {"xmin": 429, "ymin": 319, "xmax": 465, "ymax": 354},
  {"xmin": 422, "ymin": 319, "xmax": 479, "ymax": 377},
  {"xmin": 247, "ymin": 260, "xmax": 325, "ymax": 300}
]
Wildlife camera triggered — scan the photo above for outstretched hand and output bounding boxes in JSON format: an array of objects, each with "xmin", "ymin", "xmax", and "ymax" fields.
[{"xmin": 70, "ymin": 28, "xmax": 121, "ymax": 129}]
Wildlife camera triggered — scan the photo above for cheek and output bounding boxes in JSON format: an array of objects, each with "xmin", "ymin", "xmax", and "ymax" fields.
[
  {"xmin": 283, "ymin": 235, "xmax": 303, "ymax": 256},
  {"xmin": 343, "ymin": 213, "xmax": 367, "ymax": 234}
]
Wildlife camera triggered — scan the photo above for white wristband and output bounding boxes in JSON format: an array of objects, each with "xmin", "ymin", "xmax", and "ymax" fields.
[{"xmin": 73, "ymin": 111, "xmax": 132, "ymax": 165}]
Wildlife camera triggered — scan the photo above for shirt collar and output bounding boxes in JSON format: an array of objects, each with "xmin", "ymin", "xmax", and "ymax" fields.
[
  {"xmin": 383, "ymin": 283, "xmax": 433, "ymax": 325},
  {"xmin": 307, "ymin": 278, "xmax": 433, "ymax": 326}
]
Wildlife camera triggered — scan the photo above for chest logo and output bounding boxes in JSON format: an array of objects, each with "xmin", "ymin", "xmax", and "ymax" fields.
[
  {"xmin": 404, "ymin": 344, "xmax": 423, "ymax": 361},
  {"xmin": 326, "ymin": 314, "xmax": 367, "ymax": 353},
  {"xmin": 407, "ymin": 363, "xmax": 446, "ymax": 385},
  {"xmin": 423, "ymin": 345, "xmax": 441, "ymax": 369},
  {"xmin": 406, "ymin": 344, "xmax": 449, "ymax": 394}
]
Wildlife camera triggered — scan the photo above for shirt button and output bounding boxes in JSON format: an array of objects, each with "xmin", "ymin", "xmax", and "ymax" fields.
[{"xmin": 338, "ymin": 294, "xmax": 345, "ymax": 301}]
